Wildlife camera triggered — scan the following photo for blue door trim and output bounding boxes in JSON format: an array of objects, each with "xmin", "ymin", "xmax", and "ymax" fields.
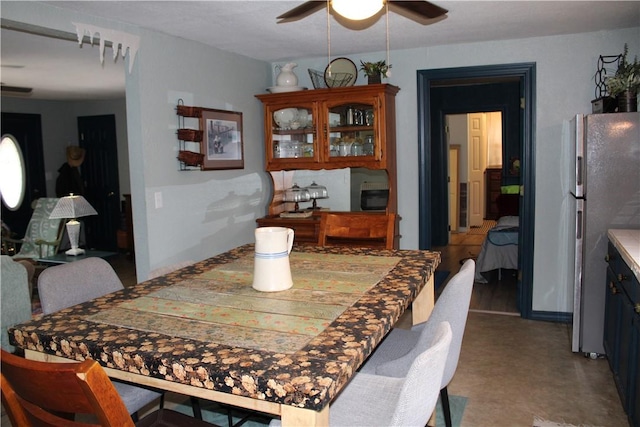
[{"xmin": 417, "ymin": 63, "xmax": 536, "ymax": 319}]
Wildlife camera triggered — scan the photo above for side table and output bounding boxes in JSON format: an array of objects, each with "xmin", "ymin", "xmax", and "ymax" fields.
[{"xmin": 36, "ymin": 250, "xmax": 117, "ymax": 265}]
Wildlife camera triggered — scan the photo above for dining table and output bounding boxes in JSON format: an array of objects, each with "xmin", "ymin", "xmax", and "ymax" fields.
[{"xmin": 9, "ymin": 243, "xmax": 440, "ymax": 426}]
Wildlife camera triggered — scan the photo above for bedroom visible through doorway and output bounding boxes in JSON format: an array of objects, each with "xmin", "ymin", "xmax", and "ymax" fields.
[
  {"xmin": 446, "ymin": 112, "xmax": 503, "ymax": 235},
  {"xmin": 417, "ymin": 62, "xmax": 536, "ymax": 319}
]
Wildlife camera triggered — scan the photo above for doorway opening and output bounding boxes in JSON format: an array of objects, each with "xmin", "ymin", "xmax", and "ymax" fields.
[
  {"xmin": 1, "ymin": 24, "xmax": 127, "ymax": 254},
  {"xmin": 447, "ymin": 112, "xmax": 503, "ymax": 235},
  {"xmin": 417, "ymin": 63, "xmax": 536, "ymax": 318},
  {"xmin": 445, "ymin": 111, "xmax": 519, "ymax": 315}
]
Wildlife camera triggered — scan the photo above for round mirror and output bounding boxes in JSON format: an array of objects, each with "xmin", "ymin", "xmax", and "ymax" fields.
[{"xmin": 0, "ymin": 134, "xmax": 26, "ymax": 211}]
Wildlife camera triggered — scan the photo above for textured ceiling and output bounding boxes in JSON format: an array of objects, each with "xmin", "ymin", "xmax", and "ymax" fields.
[{"xmin": 1, "ymin": 1, "xmax": 639, "ymax": 100}]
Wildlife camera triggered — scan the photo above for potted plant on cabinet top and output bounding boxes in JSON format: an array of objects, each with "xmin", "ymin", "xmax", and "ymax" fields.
[
  {"xmin": 360, "ymin": 60, "xmax": 391, "ymax": 84},
  {"xmin": 606, "ymin": 43, "xmax": 640, "ymax": 112}
]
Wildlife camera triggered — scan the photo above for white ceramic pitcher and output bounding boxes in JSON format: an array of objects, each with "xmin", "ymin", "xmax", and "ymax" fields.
[
  {"xmin": 252, "ymin": 227, "xmax": 295, "ymax": 292},
  {"xmin": 275, "ymin": 63, "xmax": 298, "ymax": 87}
]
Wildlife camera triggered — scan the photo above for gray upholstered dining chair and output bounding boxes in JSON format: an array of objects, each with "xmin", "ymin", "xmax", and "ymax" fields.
[
  {"xmin": 37, "ymin": 257, "xmax": 163, "ymax": 420},
  {"xmin": 1, "ymin": 256, "xmax": 33, "ymax": 353},
  {"xmin": 270, "ymin": 321, "xmax": 452, "ymax": 427},
  {"xmin": 359, "ymin": 259, "xmax": 475, "ymax": 427}
]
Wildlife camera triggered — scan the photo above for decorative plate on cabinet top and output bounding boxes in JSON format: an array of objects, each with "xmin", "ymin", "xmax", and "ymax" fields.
[
  {"xmin": 266, "ymin": 86, "xmax": 308, "ymax": 93},
  {"xmin": 324, "ymin": 57, "xmax": 357, "ymax": 87}
]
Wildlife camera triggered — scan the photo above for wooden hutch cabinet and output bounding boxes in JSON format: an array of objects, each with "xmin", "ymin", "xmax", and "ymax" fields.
[
  {"xmin": 255, "ymin": 84, "xmax": 400, "ymax": 246},
  {"xmin": 256, "ymin": 213, "xmax": 324, "ymax": 245}
]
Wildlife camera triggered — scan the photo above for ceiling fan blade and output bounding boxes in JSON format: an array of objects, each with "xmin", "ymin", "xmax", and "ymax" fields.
[
  {"xmin": 1, "ymin": 85, "xmax": 32, "ymax": 94},
  {"xmin": 389, "ymin": 0, "xmax": 448, "ymax": 20},
  {"xmin": 277, "ymin": 1, "xmax": 327, "ymax": 23}
]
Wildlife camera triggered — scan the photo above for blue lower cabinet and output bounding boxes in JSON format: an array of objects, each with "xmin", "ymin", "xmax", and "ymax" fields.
[
  {"xmin": 605, "ymin": 240, "xmax": 640, "ymax": 426},
  {"xmin": 632, "ymin": 314, "xmax": 640, "ymax": 427},
  {"xmin": 619, "ymin": 292, "xmax": 634, "ymax": 411},
  {"xmin": 604, "ymin": 266, "xmax": 621, "ymax": 374}
]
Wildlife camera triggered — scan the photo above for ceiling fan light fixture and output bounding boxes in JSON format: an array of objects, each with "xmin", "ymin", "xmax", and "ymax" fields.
[{"xmin": 331, "ymin": 0, "xmax": 384, "ymax": 20}]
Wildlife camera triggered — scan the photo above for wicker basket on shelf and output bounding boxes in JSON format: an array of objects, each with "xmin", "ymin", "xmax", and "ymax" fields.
[
  {"xmin": 177, "ymin": 129, "xmax": 203, "ymax": 142},
  {"xmin": 308, "ymin": 69, "xmax": 354, "ymax": 89},
  {"xmin": 176, "ymin": 105, "xmax": 202, "ymax": 117},
  {"xmin": 177, "ymin": 150, "xmax": 204, "ymax": 167}
]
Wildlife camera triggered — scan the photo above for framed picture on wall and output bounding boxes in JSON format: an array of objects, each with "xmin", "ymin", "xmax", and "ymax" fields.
[{"xmin": 200, "ymin": 108, "xmax": 244, "ymax": 170}]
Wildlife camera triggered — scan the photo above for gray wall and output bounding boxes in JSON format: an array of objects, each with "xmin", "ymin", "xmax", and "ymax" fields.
[
  {"xmin": 123, "ymin": 28, "xmax": 271, "ymax": 280},
  {"xmin": 3, "ymin": 2, "xmax": 271, "ymax": 280},
  {"xmin": 284, "ymin": 28, "xmax": 639, "ymax": 314}
]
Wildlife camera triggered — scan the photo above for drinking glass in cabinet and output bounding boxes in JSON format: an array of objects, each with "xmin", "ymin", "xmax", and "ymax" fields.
[
  {"xmin": 278, "ymin": 141, "xmax": 303, "ymax": 158},
  {"xmin": 338, "ymin": 140, "xmax": 351, "ymax": 156},
  {"xmin": 365, "ymin": 109, "xmax": 374, "ymax": 126},
  {"xmin": 364, "ymin": 136, "xmax": 374, "ymax": 155},
  {"xmin": 351, "ymin": 140, "xmax": 363, "ymax": 156}
]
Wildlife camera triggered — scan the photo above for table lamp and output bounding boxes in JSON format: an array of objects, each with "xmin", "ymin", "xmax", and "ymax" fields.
[{"xmin": 49, "ymin": 194, "xmax": 98, "ymax": 255}]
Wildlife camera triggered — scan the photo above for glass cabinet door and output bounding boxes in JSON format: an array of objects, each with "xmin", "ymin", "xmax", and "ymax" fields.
[
  {"xmin": 269, "ymin": 105, "xmax": 316, "ymax": 162},
  {"xmin": 325, "ymin": 99, "xmax": 377, "ymax": 161}
]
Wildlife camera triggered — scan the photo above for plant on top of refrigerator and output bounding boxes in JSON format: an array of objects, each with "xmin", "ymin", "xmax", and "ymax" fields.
[{"xmin": 606, "ymin": 43, "xmax": 640, "ymax": 97}]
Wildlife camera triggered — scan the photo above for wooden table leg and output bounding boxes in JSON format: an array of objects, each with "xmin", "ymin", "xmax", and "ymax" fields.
[
  {"xmin": 427, "ymin": 409, "xmax": 437, "ymax": 426},
  {"xmin": 280, "ymin": 404, "xmax": 329, "ymax": 427},
  {"xmin": 412, "ymin": 274, "xmax": 434, "ymax": 325}
]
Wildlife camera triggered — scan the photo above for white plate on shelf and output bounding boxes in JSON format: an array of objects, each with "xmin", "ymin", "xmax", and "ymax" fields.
[
  {"xmin": 273, "ymin": 108, "xmax": 298, "ymax": 128},
  {"xmin": 266, "ymin": 86, "xmax": 308, "ymax": 93}
]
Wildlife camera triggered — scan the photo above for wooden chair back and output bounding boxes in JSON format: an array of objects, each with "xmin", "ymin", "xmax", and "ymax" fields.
[
  {"xmin": 318, "ymin": 212, "xmax": 396, "ymax": 249},
  {"xmin": 1, "ymin": 349, "xmax": 135, "ymax": 427}
]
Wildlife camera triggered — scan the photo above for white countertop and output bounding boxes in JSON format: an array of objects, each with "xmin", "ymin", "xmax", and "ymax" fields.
[{"xmin": 608, "ymin": 229, "xmax": 640, "ymax": 282}]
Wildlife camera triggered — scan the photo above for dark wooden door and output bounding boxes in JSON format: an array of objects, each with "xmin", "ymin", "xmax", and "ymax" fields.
[
  {"xmin": 1, "ymin": 112, "xmax": 46, "ymax": 237},
  {"xmin": 77, "ymin": 115, "xmax": 120, "ymax": 251}
]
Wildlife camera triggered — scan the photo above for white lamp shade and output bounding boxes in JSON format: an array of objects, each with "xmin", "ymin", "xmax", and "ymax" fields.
[
  {"xmin": 49, "ymin": 195, "xmax": 98, "ymax": 219},
  {"xmin": 49, "ymin": 195, "xmax": 97, "ymax": 255},
  {"xmin": 332, "ymin": 0, "xmax": 384, "ymax": 20}
]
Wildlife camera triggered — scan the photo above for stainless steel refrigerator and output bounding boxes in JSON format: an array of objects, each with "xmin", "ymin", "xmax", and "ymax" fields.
[{"xmin": 568, "ymin": 112, "xmax": 640, "ymax": 356}]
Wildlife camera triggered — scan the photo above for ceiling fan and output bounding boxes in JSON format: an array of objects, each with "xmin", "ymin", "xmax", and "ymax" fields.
[
  {"xmin": 0, "ymin": 84, "xmax": 32, "ymax": 94},
  {"xmin": 277, "ymin": 0, "xmax": 448, "ymax": 24}
]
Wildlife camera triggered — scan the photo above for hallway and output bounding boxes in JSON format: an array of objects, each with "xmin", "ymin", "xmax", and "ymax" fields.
[{"xmin": 434, "ymin": 223, "xmax": 519, "ymax": 315}]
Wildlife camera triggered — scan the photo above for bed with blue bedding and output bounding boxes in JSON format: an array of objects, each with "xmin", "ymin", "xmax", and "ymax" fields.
[{"xmin": 474, "ymin": 216, "xmax": 519, "ymax": 283}]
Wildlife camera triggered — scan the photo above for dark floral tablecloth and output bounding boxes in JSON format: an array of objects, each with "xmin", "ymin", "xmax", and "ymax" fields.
[{"xmin": 10, "ymin": 244, "xmax": 440, "ymax": 411}]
